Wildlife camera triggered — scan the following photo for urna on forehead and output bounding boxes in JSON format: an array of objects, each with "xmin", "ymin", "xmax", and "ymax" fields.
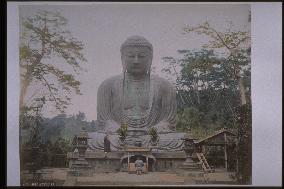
[{"xmin": 120, "ymin": 35, "xmax": 153, "ymax": 52}]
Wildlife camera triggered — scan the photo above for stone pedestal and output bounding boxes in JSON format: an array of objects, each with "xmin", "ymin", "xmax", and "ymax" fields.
[
  {"xmin": 181, "ymin": 158, "xmax": 201, "ymax": 171},
  {"xmin": 179, "ymin": 132, "xmax": 204, "ymax": 181},
  {"xmin": 70, "ymin": 158, "xmax": 93, "ymax": 177},
  {"xmin": 179, "ymin": 155, "xmax": 203, "ymax": 177},
  {"xmin": 178, "ymin": 161, "xmax": 204, "ymax": 184}
]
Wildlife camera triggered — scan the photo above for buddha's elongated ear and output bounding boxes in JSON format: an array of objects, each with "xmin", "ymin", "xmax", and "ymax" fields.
[
  {"xmin": 122, "ymin": 64, "xmax": 127, "ymax": 73},
  {"xmin": 147, "ymin": 52, "xmax": 153, "ymax": 75},
  {"xmin": 146, "ymin": 63, "xmax": 151, "ymax": 75},
  {"xmin": 121, "ymin": 53, "xmax": 126, "ymax": 73}
]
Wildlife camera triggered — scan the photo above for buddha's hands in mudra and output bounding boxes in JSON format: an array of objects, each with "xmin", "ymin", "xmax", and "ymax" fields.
[{"xmin": 103, "ymin": 119, "xmax": 173, "ymax": 134}]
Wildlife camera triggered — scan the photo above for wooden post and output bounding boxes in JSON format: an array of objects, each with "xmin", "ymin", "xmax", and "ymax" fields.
[
  {"xmin": 202, "ymin": 145, "xmax": 206, "ymax": 154},
  {"xmin": 127, "ymin": 152, "xmax": 130, "ymax": 172},
  {"xmin": 224, "ymin": 132, "xmax": 228, "ymax": 170},
  {"xmin": 146, "ymin": 156, "xmax": 148, "ymax": 173}
]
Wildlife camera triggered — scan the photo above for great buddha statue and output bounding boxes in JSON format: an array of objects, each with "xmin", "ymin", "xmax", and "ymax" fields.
[{"xmin": 88, "ymin": 36, "xmax": 185, "ymax": 151}]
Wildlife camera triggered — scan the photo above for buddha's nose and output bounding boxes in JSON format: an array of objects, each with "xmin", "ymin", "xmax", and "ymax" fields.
[{"xmin": 133, "ymin": 56, "xmax": 139, "ymax": 64}]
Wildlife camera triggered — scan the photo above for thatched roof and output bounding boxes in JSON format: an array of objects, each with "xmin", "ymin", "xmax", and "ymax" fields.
[{"xmin": 195, "ymin": 128, "xmax": 236, "ymax": 145}]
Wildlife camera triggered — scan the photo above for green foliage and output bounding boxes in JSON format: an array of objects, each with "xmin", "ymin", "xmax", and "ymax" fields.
[
  {"xmin": 190, "ymin": 127, "xmax": 214, "ymax": 140},
  {"xmin": 183, "ymin": 21, "xmax": 250, "ymax": 53},
  {"xmin": 20, "ymin": 111, "xmax": 74, "ymax": 168},
  {"xmin": 148, "ymin": 127, "xmax": 158, "ymax": 141},
  {"xmin": 177, "ymin": 107, "xmax": 203, "ymax": 130},
  {"xmin": 20, "ymin": 10, "xmax": 87, "ymax": 113},
  {"xmin": 163, "ymin": 49, "xmax": 245, "ymax": 140},
  {"xmin": 235, "ymin": 103, "xmax": 252, "ymax": 184},
  {"xmin": 183, "ymin": 21, "xmax": 250, "ymax": 106},
  {"xmin": 21, "ymin": 111, "xmax": 98, "ymax": 145},
  {"xmin": 21, "ymin": 136, "xmax": 72, "ymax": 169},
  {"xmin": 162, "ymin": 20, "xmax": 251, "ymax": 183},
  {"xmin": 51, "ymin": 137, "xmax": 72, "ymax": 155},
  {"xmin": 176, "ymin": 107, "xmax": 217, "ymax": 140},
  {"xmin": 20, "ymin": 106, "xmax": 36, "ymax": 129},
  {"xmin": 117, "ymin": 123, "xmax": 128, "ymax": 140},
  {"xmin": 183, "ymin": 21, "xmax": 251, "ymax": 183},
  {"xmin": 20, "ymin": 108, "xmax": 44, "ymax": 175},
  {"xmin": 171, "ymin": 48, "xmax": 249, "ymax": 139}
]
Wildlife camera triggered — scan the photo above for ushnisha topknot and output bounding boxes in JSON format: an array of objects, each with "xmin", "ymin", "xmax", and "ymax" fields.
[{"xmin": 120, "ymin": 35, "xmax": 153, "ymax": 52}]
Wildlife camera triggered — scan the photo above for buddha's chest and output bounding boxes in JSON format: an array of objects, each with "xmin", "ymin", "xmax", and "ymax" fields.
[
  {"xmin": 122, "ymin": 80, "xmax": 153, "ymax": 120},
  {"xmin": 126, "ymin": 80, "xmax": 148, "ymax": 99},
  {"xmin": 124, "ymin": 80, "xmax": 150, "ymax": 105}
]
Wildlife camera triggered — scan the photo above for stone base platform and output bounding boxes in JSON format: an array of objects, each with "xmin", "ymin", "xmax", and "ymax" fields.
[
  {"xmin": 68, "ymin": 151, "xmax": 196, "ymax": 173},
  {"xmin": 20, "ymin": 168, "xmax": 236, "ymax": 186},
  {"xmin": 63, "ymin": 171, "xmax": 237, "ymax": 186}
]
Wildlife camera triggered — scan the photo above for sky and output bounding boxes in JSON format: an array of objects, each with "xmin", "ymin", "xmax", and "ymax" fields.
[{"xmin": 19, "ymin": 3, "xmax": 250, "ymax": 121}]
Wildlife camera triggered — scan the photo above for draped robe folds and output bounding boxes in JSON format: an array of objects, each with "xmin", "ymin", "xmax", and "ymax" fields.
[{"xmin": 88, "ymin": 74, "xmax": 185, "ymax": 151}]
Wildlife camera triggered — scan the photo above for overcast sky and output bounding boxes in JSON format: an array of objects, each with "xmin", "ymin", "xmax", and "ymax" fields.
[{"xmin": 19, "ymin": 3, "xmax": 250, "ymax": 121}]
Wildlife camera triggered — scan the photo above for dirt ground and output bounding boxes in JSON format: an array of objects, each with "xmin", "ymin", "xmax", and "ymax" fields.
[{"xmin": 22, "ymin": 168, "xmax": 237, "ymax": 186}]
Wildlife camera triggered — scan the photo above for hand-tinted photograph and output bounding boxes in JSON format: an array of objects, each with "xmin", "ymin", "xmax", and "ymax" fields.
[{"xmin": 18, "ymin": 3, "xmax": 251, "ymax": 186}]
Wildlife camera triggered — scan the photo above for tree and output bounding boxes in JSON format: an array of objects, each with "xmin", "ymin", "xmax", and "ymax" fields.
[
  {"xmin": 20, "ymin": 10, "xmax": 87, "ymax": 114},
  {"xmin": 183, "ymin": 21, "xmax": 250, "ymax": 106},
  {"xmin": 176, "ymin": 107, "xmax": 204, "ymax": 130},
  {"xmin": 183, "ymin": 21, "xmax": 251, "ymax": 184},
  {"xmin": 162, "ymin": 49, "xmax": 240, "ymax": 133},
  {"xmin": 235, "ymin": 102, "xmax": 251, "ymax": 184},
  {"xmin": 76, "ymin": 111, "xmax": 86, "ymax": 121},
  {"xmin": 20, "ymin": 102, "xmax": 45, "ymax": 183},
  {"xmin": 52, "ymin": 137, "xmax": 72, "ymax": 155}
]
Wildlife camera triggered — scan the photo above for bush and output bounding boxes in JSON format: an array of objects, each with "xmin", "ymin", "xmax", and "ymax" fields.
[
  {"xmin": 117, "ymin": 123, "xmax": 128, "ymax": 140},
  {"xmin": 148, "ymin": 127, "xmax": 158, "ymax": 141}
]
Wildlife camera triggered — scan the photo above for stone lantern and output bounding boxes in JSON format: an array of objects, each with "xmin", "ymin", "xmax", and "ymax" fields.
[
  {"xmin": 75, "ymin": 127, "xmax": 90, "ymax": 159},
  {"xmin": 181, "ymin": 132, "xmax": 200, "ymax": 171},
  {"xmin": 70, "ymin": 127, "xmax": 92, "ymax": 176}
]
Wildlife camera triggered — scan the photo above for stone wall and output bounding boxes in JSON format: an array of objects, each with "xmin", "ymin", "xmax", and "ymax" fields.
[
  {"xmin": 88, "ymin": 159, "xmax": 121, "ymax": 173},
  {"xmin": 68, "ymin": 151, "xmax": 188, "ymax": 173},
  {"xmin": 155, "ymin": 159, "xmax": 184, "ymax": 171}
]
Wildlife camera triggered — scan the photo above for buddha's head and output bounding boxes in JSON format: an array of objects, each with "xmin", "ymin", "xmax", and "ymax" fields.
[{"xmin": 121, "ymin": 36, "xmax": 153, "ymax": 76}]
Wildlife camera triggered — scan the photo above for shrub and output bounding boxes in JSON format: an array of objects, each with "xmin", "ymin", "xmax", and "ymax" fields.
[
  {"xmin": 148, "ymin": 127, "xmax": 158, "ymax": 141},
  {"xmin": 117, "ymin": 123, "xmax": 128, "ymax": 140}
]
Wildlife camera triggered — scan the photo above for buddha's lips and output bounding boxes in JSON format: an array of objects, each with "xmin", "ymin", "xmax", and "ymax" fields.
[
  {"xmin": 131, "ymin": 66, "xmax": 144, "ymax": 70},
  {"xmin": 132, "ymin": 63, "xmax": 147, "ymax": 67}
]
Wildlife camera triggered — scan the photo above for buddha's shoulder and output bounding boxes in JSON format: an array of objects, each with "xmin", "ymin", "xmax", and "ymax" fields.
[
  {"xmin": 151, "ymin": 75, "xmax": 174, "ymax": 88},
  {"xmin": 98, "ymin": 75, "xmax": 123, "ymax": 88}
]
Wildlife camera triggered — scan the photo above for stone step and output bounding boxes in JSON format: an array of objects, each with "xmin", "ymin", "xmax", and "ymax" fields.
[
  {"xmin": 179, "ymin": 167, "xmax": 201, "ymax": 171},
  {"xmin": 63, "ymin": 176, "xmax": 77, "ymax": 186}
]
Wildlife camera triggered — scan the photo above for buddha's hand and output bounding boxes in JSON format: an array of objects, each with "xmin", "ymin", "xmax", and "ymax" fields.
[
  {"xmin": 104, "ymin": 120, "xmax": 120, "ymax": 134},
  {"xmin": 153, "ymin": 121, "xmax": 172, "ymax": 133}
]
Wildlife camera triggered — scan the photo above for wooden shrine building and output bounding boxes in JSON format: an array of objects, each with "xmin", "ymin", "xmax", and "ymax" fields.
[
  {"xmin": 120, "ymin": 147, "xmax": 156, "ymax": 173},
  {"xmin": 195, "ymin": 128, "xmax": 237, "ymax": 171}
]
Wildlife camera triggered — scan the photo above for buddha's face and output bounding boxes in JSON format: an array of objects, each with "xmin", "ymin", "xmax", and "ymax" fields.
[{"xmin": 122, "ymin": 46, "xmax": 152, "ymax": 76}]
